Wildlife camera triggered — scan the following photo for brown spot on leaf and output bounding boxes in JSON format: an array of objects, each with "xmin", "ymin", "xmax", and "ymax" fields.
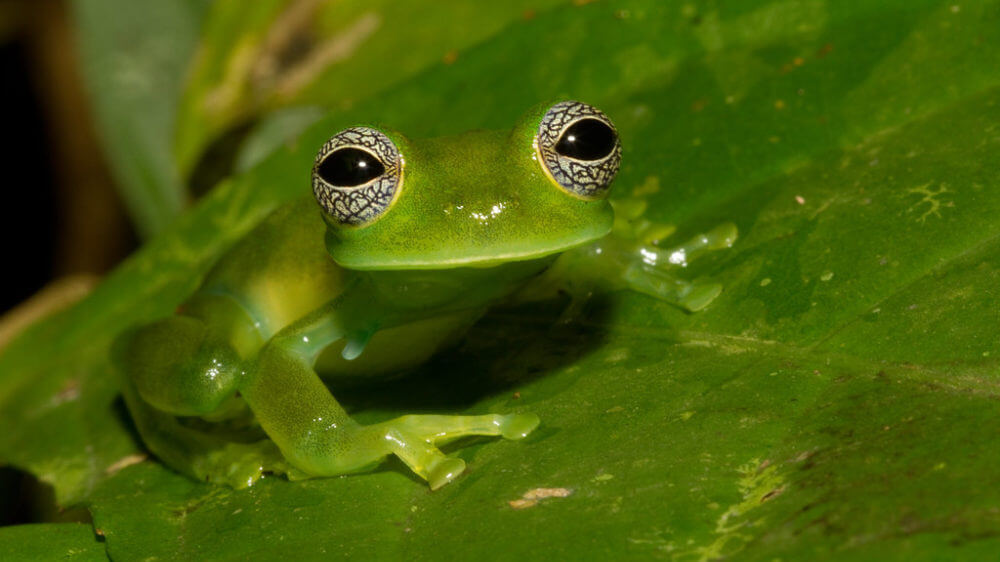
[
  {"xmin": 508, "ymin": 487, "xmax": 573, "ymax": 509},
  {"xmin": 509, "ymin": 499, "xmax": 538, "ymax": 509},
  {"xmin": 251, "ymin": 3, "xmax": 381, "ymax": 102},
  {"xmin": 761, "ymin": 486, "xmax": 786, "ymax": 502},
  {"xmin": 105, "ymin": 454, "xmax": 148, "ymax": 475}
]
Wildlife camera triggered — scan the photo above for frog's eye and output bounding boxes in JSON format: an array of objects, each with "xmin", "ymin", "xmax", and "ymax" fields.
[
  {"xmin": 535, "ymin": 101, "xmax": 621, "ymax": 199},
  {"xmin": 312, "ymin": 127, "xmax": 403, "ymax": 226}
]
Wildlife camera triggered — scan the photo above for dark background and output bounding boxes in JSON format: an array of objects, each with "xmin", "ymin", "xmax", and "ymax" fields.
[
  {"xmin": 0, "ymin": 0, "xmax": 135, "ymax": 316},
  {"xmin": 1, "ymin": 0, "xmax": 134, "ymax": 527}
]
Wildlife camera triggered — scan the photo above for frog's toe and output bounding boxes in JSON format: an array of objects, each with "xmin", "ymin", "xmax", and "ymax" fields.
[
  {"xmin": 215, "ymin": 460, "xmax": 266, "ymax": 489},
  {"xmin": 428, "ymin": 457, "xmax": 466, "ymax": 490},
  {"xmin": 706, "ymin": 222, "xmax": 738, "ymax": 250},
  {"xmin": 500, "ymin": 413, "xmax": 540, "ymax": 440},
  {"xmin": 650, "ymin": 222, "xmax": 738, "ymax": 269},
  {"xmin": 185, "ymin": 439, "xmax": 291, "ymax": 488},
  {"xmin": 678, "ymin": 282, "xmax": 723, "ymax": 312}
]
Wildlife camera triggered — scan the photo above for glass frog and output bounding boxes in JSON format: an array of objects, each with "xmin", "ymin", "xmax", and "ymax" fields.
[{"xmin": 118, "ymin": 101, "xmax": 736, "ymax": 490}]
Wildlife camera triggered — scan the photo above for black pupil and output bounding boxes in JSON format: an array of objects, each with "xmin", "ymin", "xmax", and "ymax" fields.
[
  {"xmin": 317, "ymin": 148, "xmax": 385, "ymax": 186},
  {"xmin": 555, "ymin": 118, "xmax": 616, "ymax": 160}
]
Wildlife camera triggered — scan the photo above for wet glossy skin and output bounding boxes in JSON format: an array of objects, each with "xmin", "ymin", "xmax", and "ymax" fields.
[{"xmin": 118, "ymin": 101, "xmax": 633, "ymax": 489}]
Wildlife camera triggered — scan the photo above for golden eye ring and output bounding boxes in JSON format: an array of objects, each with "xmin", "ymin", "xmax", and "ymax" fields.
[
  {"xmin": 312, "ymin": 127, "xmax": 403, "ymax": 226},
  {"xmin": 535, "ymin": 101, "xmax": 621, "ymax": 200}
]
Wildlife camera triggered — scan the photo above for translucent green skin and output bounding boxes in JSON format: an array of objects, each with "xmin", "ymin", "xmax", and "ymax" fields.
[{"xmin": 119, "ymin": 104, "xmax": 615, "ymax": 489}]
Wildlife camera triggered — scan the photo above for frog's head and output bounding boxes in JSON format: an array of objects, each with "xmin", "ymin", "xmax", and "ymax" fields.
[{"xmin": 312, "ymin": 100, "xmax": 621, "ymax": 270}]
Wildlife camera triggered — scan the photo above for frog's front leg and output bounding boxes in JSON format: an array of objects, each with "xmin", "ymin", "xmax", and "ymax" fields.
[
  {"xmin": 531, "ymin": 219, "xmax": 737, "ymax": 322},
  {"xmin": 239, "ymin": 309, "xmax": 539, "ymax": 490},
  {"xmin": 622, "ymin": 222, "xmax": 738, "ymax": 311}
]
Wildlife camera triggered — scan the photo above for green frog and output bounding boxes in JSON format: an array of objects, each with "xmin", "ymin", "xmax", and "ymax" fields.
[{"xmin": 118, "ymin": 101, "xmax": 735, "ymax": 489}]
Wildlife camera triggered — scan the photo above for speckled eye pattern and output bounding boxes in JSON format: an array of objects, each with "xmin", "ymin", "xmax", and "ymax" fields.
[
  {"xmin": 536, "ymin": 101, "xmax": 621, "ymax": 199},
  {"xmin": 312, "ymin": 127, "xmax": 402, "ymax": 226}
]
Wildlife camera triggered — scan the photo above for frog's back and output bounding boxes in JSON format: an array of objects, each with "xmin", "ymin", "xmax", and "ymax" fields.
[{"xmin": 195, "ymin": 196, "xmax": 346, "ymax": 338}]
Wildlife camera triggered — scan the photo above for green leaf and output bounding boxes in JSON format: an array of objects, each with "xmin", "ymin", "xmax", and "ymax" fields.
[
  {"xmin": 72, "ymin": 0, "xmax": 575, "ymax": 235},
  {"xmin": 172, "ymin": 0, "xmax": 573, "ymax": 175},
  {"xmin": 70, "ymin": 0, "xmax": 209, "ymax": 237},
  {"xmin": 0, "ymin": 523, "xmax": 106, "ymax": 561},
  {"xmin": 4, "ymin": 0, "xmax": 1000, "ymax": 559}
]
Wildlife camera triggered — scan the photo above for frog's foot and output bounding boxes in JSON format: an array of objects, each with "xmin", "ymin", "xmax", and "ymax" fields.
[
  {"xmin": 391, "ymin": 413, "xmax": 541, "ymax": 444},
  {"xmin": 190, "ymin": 439, "xmax": 295, "ymax": 488},
  {"xmin": 624, "ymin": 222, "xmax": 737, "ymax": 311},
  {"xmin": 369, "ymin": 413, "xmax": 540, "ymax": 489},
  {"xmin": 638, "ymin": 222, "xmax": 738, "ymax": 267},
  {"xmin": 623, "ymin": 264, "xmax": 723, "ymax": 312}
]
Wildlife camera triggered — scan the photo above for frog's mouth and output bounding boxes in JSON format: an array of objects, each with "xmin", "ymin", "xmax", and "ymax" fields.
[{"xmin": 327, "ymin": 223, "xmax": 611, "ymax": 271}]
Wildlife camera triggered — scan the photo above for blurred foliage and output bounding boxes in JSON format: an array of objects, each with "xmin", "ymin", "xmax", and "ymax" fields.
[
  {"xmin": 2, "ymin": 0, "xmax": 1000, "ymax": 559},
  {"xmin": 74, "ymin": 0, "xmax": 572, "ymax": 237},
  {"xmin": 71, "ymin": 0, "xmax": 206, "ymax": 238},
  {"xmin": 0, "ymin": 0, "xmax": 128, "ymax": 310}
]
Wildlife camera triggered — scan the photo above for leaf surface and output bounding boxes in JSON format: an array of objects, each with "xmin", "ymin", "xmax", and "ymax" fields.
[{"xmin": 3, "ymin": 1, "xmax": 1000, "ymax": 559}]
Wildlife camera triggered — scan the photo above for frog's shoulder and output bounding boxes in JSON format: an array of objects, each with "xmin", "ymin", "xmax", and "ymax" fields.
[
  {"xmin": 226, "ymin": 196, "xmax": 325, "ymax": 256},
  {"xmin": 198, "ymin": 195, "xmax": 338, "ymax": 297},
  {"xmin": 257, "ymin": 195, "xmax": 327, "ymax": 239}
]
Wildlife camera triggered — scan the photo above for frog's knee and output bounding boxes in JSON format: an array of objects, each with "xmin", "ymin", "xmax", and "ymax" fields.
[{"xmin": 121, "ymin": 316, "xmax": 242, "ymax": 416}]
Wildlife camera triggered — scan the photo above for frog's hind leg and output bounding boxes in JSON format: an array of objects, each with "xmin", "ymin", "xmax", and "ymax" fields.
[
  {"xmin": 116, "ymin": 312, "xmax": 291, "ymax": 486},
  {"xmin": 120, "ymin": 376, "xmax": 294, "ymax": 487},
  {"xmin": 121, "ymin": 314, "xmax": 247, "ymax": 417}
]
